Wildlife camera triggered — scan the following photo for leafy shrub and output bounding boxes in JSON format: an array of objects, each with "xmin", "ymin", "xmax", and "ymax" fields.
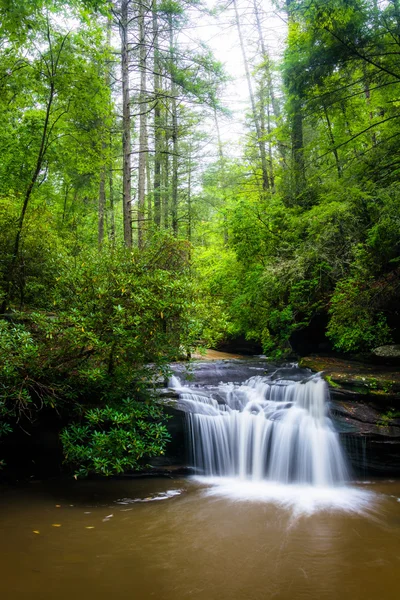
[
  {"xmin": 60, "ymin": 399, "xmax": 170, "ymax": 478},
  {"xmin": 327, "ymin": 277, "xmax": 393, "ymax": 352},
  {"xmin": 0, "ymin": 235, "xmax": 199, "ymax": 475}
]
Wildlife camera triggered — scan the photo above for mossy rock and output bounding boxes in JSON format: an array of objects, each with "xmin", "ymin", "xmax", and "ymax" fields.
[{"xmin": 299, "ymin": 355, "xmax": 400, "ymax": 399}]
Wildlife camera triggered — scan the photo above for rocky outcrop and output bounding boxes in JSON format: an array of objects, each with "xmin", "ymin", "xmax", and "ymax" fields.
[
  {"xmin": 299, "ymin": 356, "xmax": 400, "ymax": 475},
  {"xmin": 158, "ymin": 355, "xmax": 400, "ymax": 477},
  {"xmin": 373, "ymin": 344, "xmax": 400, "ymax": 358}
]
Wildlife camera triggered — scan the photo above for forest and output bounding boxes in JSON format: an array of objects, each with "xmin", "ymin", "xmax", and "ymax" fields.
[{"xmin": 0, "ymin": 0, "xmax": 399, "ymax": 477}]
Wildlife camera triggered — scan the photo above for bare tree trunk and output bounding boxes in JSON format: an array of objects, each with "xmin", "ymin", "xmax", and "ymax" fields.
[
  {"xmin": 169, "ymin": 17, "xmax": 178, "ymax": 235},
  {"xmin": 153, "ymin": 1, "xmax": 162, "ymax": 227},
  {"xmin": 233, "ymin": 0, "xmax": 269, "ymax": 192},
  {"xmin": 286, "ymin": 0, "xmax": 306, "ymax": 198},
  {"xmin": 214, "ymin": 108, "xmax": 228, "ymax": 245},
  {"xmin": 137, "ymin": 0, "xmax": 147, "ymax": 249},
  {"xmin": 253, "ymin": 0, "xmax": 280, "ymax": 119},
  {"xmin": 323, "ymin": 105, "xmax": 342, "ymax": 178},
  {"xmin": 291, "ymin": 105, "xmax": 306, "ymax": 196},
  {"xmin": 187, "ymin": 149, "xmax": 192, "ymax": 259},
  {"xmin": 252, "ymin": 0, "xmax": 284, "ymax": 169},
  {"xmin": 162, "ymin": 148, "xmax": 169, "ymax": 229},
  {"xmin": 120, "ymin": 0, "xmax": 132, "ymax": 247},
  {"xmin": 109, "ymin": 142, "xmax": 115, "ymax": 245},
  {"xmin": 171, "ymin": 106, "xmax": 178, "ymax": 236},
  {"xmin": 146, "ymin": 132, "xmax": 152, "ymax": 222},
  {"xmin": 98, "ymin": 12, "xmax": 113, "ymax": 247},
  {"xmin": 259, "ymin": 75, "xmax": 274, "ymax": 189},
  {"xmin": 98, "ymin": 170, "xmax": 106, "ymax": 246},
  {"xmin": 266, "ymin": 100, "xmax": 275, "ymax": 188}
]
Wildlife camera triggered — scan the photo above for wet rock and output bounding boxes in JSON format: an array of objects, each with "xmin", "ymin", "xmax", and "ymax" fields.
[
  {"xmin": 300, "ymin": 355, "xmax": 400, "ymax": 475},
  {"xmin": 373, "ymin": 345, "xmax": 400, "ymax": 358}
]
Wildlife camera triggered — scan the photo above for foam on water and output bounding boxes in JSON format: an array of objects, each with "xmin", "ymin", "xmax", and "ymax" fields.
[{"xmin": 194, "ymin": 476, "xmax": 376, "ymax": 517}]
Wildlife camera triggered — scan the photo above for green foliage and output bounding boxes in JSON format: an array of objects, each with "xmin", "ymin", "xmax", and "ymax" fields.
[
  {"xmin": 0, "ymin": 0, "xmax": 230, "ymax": 478},
  {"xmin": 327, "ymin": 277, "xmax": 393, "ymax": 352},
  {"xmin": 1, "ymin": 235, "xmax": 195, "ymax": 394},
  {"xmin": 60, "ymin": 399, "xmax": 170, "ymax": 477},
  {"xmin": 0, "ymin": 236, "xmax": 197, "ymax": 475},
  {"xmin": 197, "ymin": 159, "xmax": 400, "ymax": 356},
  {"xmin": 0, "ymin": 320, "xmax": 39, "ymax": 418},
  {"xmin": 0, "ymin": 320, "xmax": 39, "ymax": 467},
  {"xmin": 191, "ymin": 0, "xmax": 400, "ymax": 356},
  {"xmin": 45, "ymin": 238, "xmax": 193, "ymax": 397}
]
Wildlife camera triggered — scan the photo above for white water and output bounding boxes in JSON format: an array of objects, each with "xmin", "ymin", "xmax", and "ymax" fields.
[
  {"xmin": 170, "ymin": 370, "xmax": 349, "ymax": 486},
  {"xmin": 169, "ymin": 368, "xmax": 378, "ymax": 514}
]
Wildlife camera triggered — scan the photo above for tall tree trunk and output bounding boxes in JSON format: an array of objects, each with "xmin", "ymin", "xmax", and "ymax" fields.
[
  {"xmin": 153, "ymin": 1, "xmax": 162, "ymax": 227},
  {"xmin": 214, "ymin": 108, "xmax": 229, "ymax": 245},
  {"xmin": 120, "ymin": 0, "xmax": 132, "ymax": 247},
  {"xmin": 162, "ymin": 143, "xmax": 169, "ymax": 229},
  {"xmin": 98, "ymin": 170, "xmax": 106, "ymax": 246},
  {"xmin": 252, "ymin": 0, "xmax": 285, "ymax": 167},
  {"xmin": 109, "ymin": 142, "xmax": 115, "ymax": 245},
  {"xmin": 233, "ymin": 0, "xmax": 269, "ymax": 192},
  {"xmin": 252, "ymin": 0, "xmax": 280, "ymax": 119},
  {"xmin": 169, "ymin": 17, "xmax": 178, "ymax": 235},
  {"xmin": 1, "ymin": 77, "xmax": 56, "ymax": 313},
  {"xmin": 323, "ymin": 105, "xmax": 342, "ymax": 178},
  {"xmin": 161, "ymin": 70, "xmax": 170, "ymax": 230},
  {"xmin": 259, "ymin": 75, "xmax": 274, "ymax": 189},
  {"xmin": 98, "ymin": 12, "xmax": 113, "ymax": 247},
  {"xmin": 145, "ymin": 132, "xmax": 152, "ymax": 222},
  {"xmin": 291, "ymin": 104, "xmax": 306, "ymax": 196},
  {"xmin": 187, "ymin": 146, "xmax": 192, "ymax": 255},
  {"xmin": 266, "ymin": 99, "xmax": 275, "ymax": 188},
  {"xmin": 137, "ymin": 0, "xmax": 147, "ymax": 249},
  {"xmin": 286, "ymin": 0, "xmax": 306, "ymax": 198}
]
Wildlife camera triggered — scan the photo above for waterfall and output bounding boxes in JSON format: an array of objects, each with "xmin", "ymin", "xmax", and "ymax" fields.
[{"xmin": 170, "ymin": 370, "xmax": 349, "ymax": 486}]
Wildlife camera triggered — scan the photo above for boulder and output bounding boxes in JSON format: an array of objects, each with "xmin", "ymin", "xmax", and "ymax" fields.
[{"xmin": 373, "ymin": 344, "xmax": 400, "ymax": 358}]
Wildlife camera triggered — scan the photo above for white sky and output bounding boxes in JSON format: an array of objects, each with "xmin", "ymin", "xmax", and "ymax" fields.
[
  {"xmin": 54, "ymin": 0, "xmax": 287, "ymax": 164},
  {"xmin": 186, "ymin": 0, "xmax": 288, "ymax": 158}
]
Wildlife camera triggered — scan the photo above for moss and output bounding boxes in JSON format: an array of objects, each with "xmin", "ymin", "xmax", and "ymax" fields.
[
  {"xmin": 378, "ymin": 410, "xmax": 400, "ymax": 427},
  {"xmin": 299, "ymin": 357, "xmax": 331, "ymax": 371},
  {"xmin": 324, "ymin": 375, "xmax": 341, "ymax": 389},
  {"xmin": 299, "ymin": 356, "xmax": 400, "ymax": 400}
]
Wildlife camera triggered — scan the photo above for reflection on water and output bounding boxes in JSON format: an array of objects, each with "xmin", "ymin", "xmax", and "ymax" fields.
[{"xmin": 0, "ymin": 477, "xmax": 399, "ymax": 600}]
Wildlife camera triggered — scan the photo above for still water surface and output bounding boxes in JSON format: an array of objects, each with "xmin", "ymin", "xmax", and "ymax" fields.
[{"xmin": 0, "ymin": 477, "xmax": 399, "ymax": 600}]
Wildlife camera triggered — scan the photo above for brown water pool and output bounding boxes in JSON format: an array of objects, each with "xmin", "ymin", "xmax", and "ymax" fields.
[{"xmin": 0, "ymin": 477, "xmax": 399, "ymax": 600}]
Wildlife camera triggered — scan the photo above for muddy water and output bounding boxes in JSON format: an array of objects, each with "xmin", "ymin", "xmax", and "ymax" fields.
[{"xmin": 0, "ymin": 477, "xmax": 399, "ymax": 600}]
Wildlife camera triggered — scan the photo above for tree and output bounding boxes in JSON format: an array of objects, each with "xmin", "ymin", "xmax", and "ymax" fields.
[
  {"xmin": 233, "ymin": 0, "xmax": 270, "ymax": 193},
  {"xmin": 118, "ymin": 0, "xmax": 133, "ymax": 247}
]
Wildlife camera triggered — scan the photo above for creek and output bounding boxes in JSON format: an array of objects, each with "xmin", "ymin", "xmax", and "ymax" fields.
[{"xmin": 0, "ymin": 359, "xmax": 399, "ymax": 600}]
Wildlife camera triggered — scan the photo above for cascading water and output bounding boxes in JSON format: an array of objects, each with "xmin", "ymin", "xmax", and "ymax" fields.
[{"xmin": 170, "ymin": 367, "xmax": 349, "ymax": 486}]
